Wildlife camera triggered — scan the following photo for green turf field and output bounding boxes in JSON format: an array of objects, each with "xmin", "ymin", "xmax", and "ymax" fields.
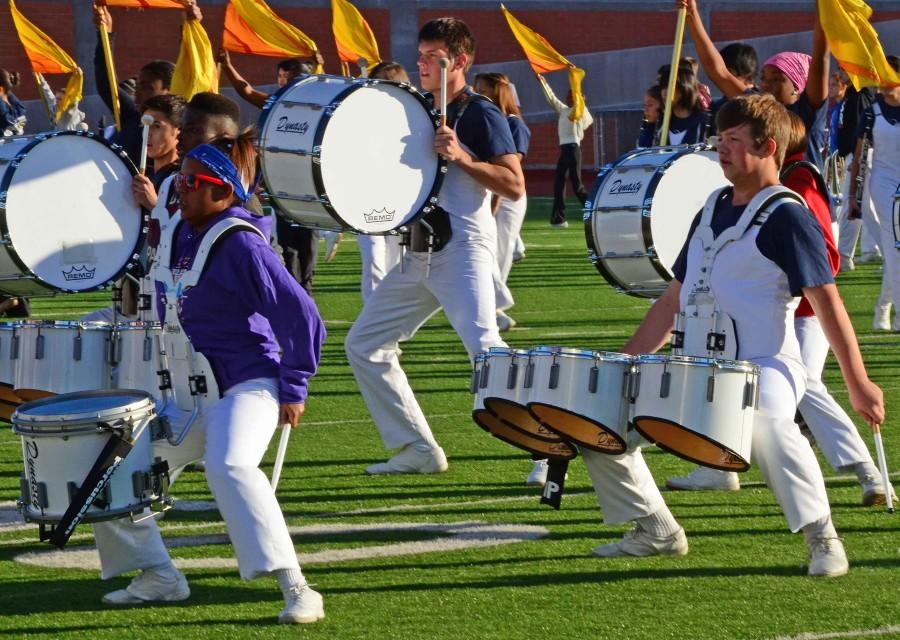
[{"xmin": 1, "ymin": 198, "xmax": 898, "ymax": 639}]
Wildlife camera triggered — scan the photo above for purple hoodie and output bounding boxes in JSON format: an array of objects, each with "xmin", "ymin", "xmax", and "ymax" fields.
[{"xmin": 156, "ymin": 207, "xmax": 325, "ymax": 404}]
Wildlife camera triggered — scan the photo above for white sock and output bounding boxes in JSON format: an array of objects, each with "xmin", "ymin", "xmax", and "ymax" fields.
[
  {"xmin": 277, "ymin": 568, "xmax": 306, "ymax": 596},
  {"xmin": 802, "ymin": 515, "xmax": 838, "ymax": 544},
  {"xmin": 147, "ymin": 561, "xmax": 180, "ymax": 581},
  {"xmin": 636, "ymin": 507, "xmax": 681, "ymax": 538},
  {"xmin": 852, "ymin": 461, "xmax": 881, "ymax": 483}
]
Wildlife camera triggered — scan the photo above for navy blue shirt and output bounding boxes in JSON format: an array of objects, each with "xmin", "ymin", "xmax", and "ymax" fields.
[
  {"xmin": 447, "ymin": 91, "xmax": 517, "ymax": 161},
  {"xmin": 666, "ymin": 110, "xmax": 708, "ymax": 145},
  {"xmin": 788, "ymin": 93, "xmax": 829, "ymax": 171},
  {"xmin": 672, "ymin": 190, "xmax": 834, "ymax": 296},
  {"xmin": 507, "ymin": 115, "xmax": 531, "ymax": 157}
]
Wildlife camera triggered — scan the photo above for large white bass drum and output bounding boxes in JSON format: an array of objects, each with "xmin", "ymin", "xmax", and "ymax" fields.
[
  {"xmin": 585, "ymin": 144, "xmax": 729, "ymax": 298},
  {"xmin": 258, "ymin": 74, "xmax": 446, "ymax": 234},
  {"xmin": 0, "ymin": 131, "xmax": 145, "ymax": 296}
]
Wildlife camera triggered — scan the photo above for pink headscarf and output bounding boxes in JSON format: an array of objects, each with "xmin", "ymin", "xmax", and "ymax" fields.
[{"xmin": 764, "ymin": 52, "xmax": 812, "ymax": 94}]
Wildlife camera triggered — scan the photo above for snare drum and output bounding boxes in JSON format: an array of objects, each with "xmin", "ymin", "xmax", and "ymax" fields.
[
  {"xmin": 258, "ymin": 75, "xmax": 445, "ymax": 233},
  {"xmin": 0, "ymin": 322, "xmax": 19, "ymax": 387},
  {"xmin": 473, "ymin": 409, "xmax": 577, "ymax": 460},
  {"xmin": 472, "ymin": 348, "xmax": 558, "ymax": 442},
  {"xmin": 524, "ymin": 347, "xmax": 632, "ymax": 454},
  {"xmin": 13, "ymin": 389, "xmax": 162, "ymax": 524},
  {"xmin": 632, "ymin": 355, "xmax": 759, "ymax": 471},
  {"xmin": 584, "ymin": 144, "xmax": 729, "ymax": 298},
  {"xmin": 112, "ymin": 322, "xmax": 162, "ymax": 396},
  {"xmin": 0, "ymin": 131, "xmax": 145, "ymax": 296},
  {"xmin": 14, "ymin": 321, "xmax": 112, "ymax": 394}
]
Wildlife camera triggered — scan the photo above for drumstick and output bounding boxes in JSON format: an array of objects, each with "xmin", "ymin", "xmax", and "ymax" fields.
[
  {"xmin": 139, "ymin": 114, "xmax": 154, "ymax": 175},
  {"xmin": 270, "ymin": 422, "xmax": 292, "ymax": 491},
  {"xmin": 872, "ymin": 424, "xmax": 894, "ymax": 513},
  {"xmin": 439, "ymin": 58, "xmax": 450, "ymax": 128}
]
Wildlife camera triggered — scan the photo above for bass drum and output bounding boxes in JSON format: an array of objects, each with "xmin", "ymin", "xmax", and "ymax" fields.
[
  {"xmin": 258, "ymin": 74, "xmax": 446, "ymax": 234},
  {"xmin": 0, "ymin": 131, "xmax": 145, "ymax": 296},
  {"xmin": 584, "ymin": 144, "xmax": 728, "ymax": 298}
]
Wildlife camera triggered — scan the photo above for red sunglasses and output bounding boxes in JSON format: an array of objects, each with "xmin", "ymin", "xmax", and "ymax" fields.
[{"xmin": 175, "ymin": 172, "xmax": 227, "ymax": 191}]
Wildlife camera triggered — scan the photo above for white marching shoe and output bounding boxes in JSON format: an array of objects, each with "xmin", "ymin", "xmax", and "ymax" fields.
[
  {"xmin": 860, "ymin": 473, "xmax": 898, "ymax": 507},
  {"xmin": 323, "ymin": 231, "xmax": 343, "ymax": 262},
  {"xmin": 592, "ymin": 525, "xmax": 689, "ymax": 558},
  {"xmin": 807, "ymin": 537, "xmax": 849, "ymax": 578},
  {"xmin": 102, "ymin": 568, "xmax": 190, "ymax": 605},
  {"xmin": 366, "ymin": 444, "xmax": 448, "ymax": 475},
  {"xmin": 279, "ymin": 584, "xmax": 325, "ymax": 624},
  {"xmin": 496, "ymin": 310, "xmax": 517, "ymax": 332},
  {"xmin": 873, "ymin": 305, "xmax": 892, "ymax": 331},
  {"xmin": 526, "ymin": 459, "xmax": 549, "ymax": 486},
  {"xmin": 666, "ymin": 466, "xmax": 740, "ymax": 491}
]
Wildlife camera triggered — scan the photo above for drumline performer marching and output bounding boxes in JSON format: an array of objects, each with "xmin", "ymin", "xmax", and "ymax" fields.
[
  {"xmin": 580, "ymin": 94, "xmax": 883, "ymax": 577},
  {"xmin": 344, "ymin": 17, "xmax": 525, "ymax": 475}
]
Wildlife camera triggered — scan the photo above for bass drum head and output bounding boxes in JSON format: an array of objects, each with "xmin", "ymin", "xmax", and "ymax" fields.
[
  {"xmin": 647, "ymin": 149, "xmax": 728, "ymax": 272},
  {"xmin": 1, "ymin": 132, "xmax": 142, "ymax": 293},
  {"xmin": 318, "ymin": 82, "xmax": 442, "ymax": 233}
]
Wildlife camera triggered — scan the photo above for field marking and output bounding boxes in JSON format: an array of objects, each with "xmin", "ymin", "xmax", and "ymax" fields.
[
  {"xmin": 772, "ymin": 625, "xmax": 900, "ymax": 639},
  {"xmin": 14, "ymin": 521, "xmax": 549, "ymax": 571}
]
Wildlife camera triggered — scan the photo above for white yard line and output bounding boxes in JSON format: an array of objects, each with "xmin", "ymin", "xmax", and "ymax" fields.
[{"xmin": 771, "ymin": 625, "xmax": 900, "ymax": 640}]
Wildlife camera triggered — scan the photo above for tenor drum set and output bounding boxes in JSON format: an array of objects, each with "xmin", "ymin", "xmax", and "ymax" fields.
[{"xmin": 3, "ymin": 74, "xmax": 446, "ymax": 542}]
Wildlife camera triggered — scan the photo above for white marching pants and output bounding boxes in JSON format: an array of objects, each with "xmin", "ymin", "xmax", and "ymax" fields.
[
  {"xmin": 493, "ymin": 195, "xmax": 527, "ymax": 312},
  {"xmin": 837, "ymin": 154, "xmax": 882, "ymax": 261},
  {"xmin": 582, "ymin": 360, "xmax": 831, "ymax": 532},
  {"xmin": 345, "ymin": 240, "xmax": 506, "ymax": 450},
  {"xmin": 796, "ymin": 315, "xmax": 874, "ymax": 469},
  {"xmin": 358, "ymin": 234, "xmax": 402, "ymax": 303},
  {"xmin": 869, "ymin": 173, "xmax": 900, "ymax": 320},
  {"xmin": 92, "ymin": 378, "xmax": 300, "ymax": 580}
]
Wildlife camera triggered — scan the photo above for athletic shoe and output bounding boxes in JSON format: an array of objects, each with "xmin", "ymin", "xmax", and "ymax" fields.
[
  {"xmin": 856, "ymin": 252, "xmax": 881, "ymax": 264},
  {"xmin": 665, "ymin": 467, "xmax": 740, "ymax": 491},
  {"xmin": 496, "ymin": 310, "xmax": 517, "ymax": 332},
  {"xmin": 279, "ymin": 584, "xmax": 325, "ymax": 624},
  {"xmin": 592, "ymin": 525, "xmax": 688, "ymax": 558},
  {"xmin": 512, "ymin": 249, "xmax": 525, "ymax": 263},
  {"xmin": 102, "ymin": 568, "xmax": 190, "ymax": 605},
  {"xmin": 365, "ymin": 445, "xmax": 448, "ymax": 475},
  {"xmin": 323, "ymin": 231, "xmax": 343, "ymax": 262},
  {"xmin": 839, "ymin": 256, "xmax": 855, "ymax": 272},
  {"xmin": 526, "ymin": 459, "xmax": 548, "ymax": 486},
  {"xmin": 807, "ymin": 537, "xmax": 849, "ymax": 577},
  {"xmin": 550, "ymin": 221, "xmax": 569, "ymax": 229},
  {"xmin": 873, "ymin": 305, "xmax": 891, "ymax": 331},
  {"xmin": 861, "ymin": 473, "xmax": 897, "ymax": 507}
]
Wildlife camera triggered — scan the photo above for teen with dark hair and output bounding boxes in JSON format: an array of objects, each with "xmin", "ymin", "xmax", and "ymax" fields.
[
  {"xmin": 654, "ymin": 63, "xmax": 707, "ymax": 145},
  {"xmin": 0, "ymin": 69, "xmax": 27, "ymax": 136}
]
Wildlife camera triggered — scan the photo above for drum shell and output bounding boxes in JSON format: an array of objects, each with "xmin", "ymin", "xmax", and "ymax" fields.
[
  {"xmin": 0, "ymin": 322, "xmax": 19, "ymax": 386},
  {"xmin": 14, "ymin": 321, "xmax": 112, "ymax": 393},
  {"xmin": 0, "ymin": 131, "xmax": 144, "ymax": 296},
  {"xmin": 113, "ymin": 322, "xmax": 162, "ymax": 397},
  {"xmin": 258, "ymin": 75, "xmax": 443, "ymax": 234},
  {"xmin": 585, "ymin": 145, "xmax": 729, "ymax": 298},
  {"xmin": 13, "ymin": 389, "xmax": 158, "ymax": 523},
  {"xmin": 632, "ymin": 355, "xmax": 757, "ymax": 470},
  {"xmin": 525, "ymin": 347, "xmax": 632, "ymax": 450}
]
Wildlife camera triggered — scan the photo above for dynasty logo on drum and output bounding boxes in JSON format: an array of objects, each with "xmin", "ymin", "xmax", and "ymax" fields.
[
  {"xmin": 275, "ymin": 117, "xmax": 310, "ymax": 135},
  {"xmin": 24, "ymin": 440, "xmax": 40, "ymax": 511},
  {"xmin": 607, "ymin": 179, "xmax": 643, "ymax": 196},
  {"xmin": 363, "ymin": 208, "xmax": 396, "ymax": 224},
  {"xmin": 61, "ymin": 265, "xmax": 96, "ymax": 282}
]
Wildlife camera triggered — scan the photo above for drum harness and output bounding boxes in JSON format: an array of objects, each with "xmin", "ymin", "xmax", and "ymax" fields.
[
  {"xmin": 672, "ymin": 185, "xmax": 805, "ymax": 362},
  {"xmin": 399, "ymin": 89, "xmax": 489, "ymax": 277},
  {"xmin": 153, "ymin": 212, "xmax": 264, "ymax": 444}
]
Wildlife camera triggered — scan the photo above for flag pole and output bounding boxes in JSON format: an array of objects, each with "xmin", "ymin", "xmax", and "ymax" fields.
[
  {"xmin": 659, "ymin": 5, "xmax": 687, "ymax": 147},
  {"xmin": 97, "ymin": 18, "xmax": 121, "ymax": 131},
  {"xmin": 33, "ymin": 72, "xmax": 56, "ymax": 126}
]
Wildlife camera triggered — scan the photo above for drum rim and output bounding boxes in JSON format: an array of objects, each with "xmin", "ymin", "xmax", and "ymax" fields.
[
  {"xmin": 11, "ymin": 388, "xmax": 156, "ymax": 432},
  {"xmin": 0, "ymin": 130, "xmax": 148, "ymax": 295},
  {"xmin": 257, "ymin": 74, "xmax": 448, "ymax": 234},
  {"xmin": 485, "ymin": 346, "xmax": 531, "ymax": 358},
  {"xmin": 636, "ymin": 353, "xmax": 759, "ymax": 373},
  {"xmin": 528, "ymin": 346, "xmax": 596, "ymax": 359},
  {"xmin": 17, "ymin": 320, "xmax": 113, "ymax": 331},
  {"xmin": 585, "ymin": 143, "xmax": 718, "ymax": 299},
  {"xmin": 113, "ymin": 321, "xmax": 162, "ymax": 330},
  {"xmin": 632, "ymin": 414, "xmax": 751, "ymax": 472}
]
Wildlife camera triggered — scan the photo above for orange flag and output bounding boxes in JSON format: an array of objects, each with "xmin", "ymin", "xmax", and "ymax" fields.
[
  {"xmin": 104, "ymin": 0, "xmax": 184, "ymax": 8},
  {"xmin": 222, "ymin": 0, "xmax": 321, "ymax": 72},
  {"xmin": 223, "ymin": 2, "xmax": 288, "ymax": 57},
  {"xmin": 332, "ymin": 0, "xmax": 380, "ymax": 70}
]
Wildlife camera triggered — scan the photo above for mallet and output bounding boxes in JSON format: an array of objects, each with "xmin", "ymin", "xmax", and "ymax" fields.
[
  {"xmin": 872, "ymin": 424, "xmax": 894, "ymax": 513},
  {"xmin": 439, "ymin": 57, "xmax": 450, "ymax": 128},
  {"xmin": 270, "ymin": 423, "xmax": 292, "ymax": 491},
  {"xmin": 139, "ymin": 113, "xmax": 154, "ymax": 175}
]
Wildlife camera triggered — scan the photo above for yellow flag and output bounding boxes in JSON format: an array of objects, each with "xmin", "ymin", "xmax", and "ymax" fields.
[
  {"xmin": 223, "ymin": 0, "xmax": 322, "ymax": 72},
  {"xmin": 171, "ymin": 18, "xmax": 218, "ymax": 101},
  {"xmin": 332, "ymin": 0, "xmax": 380, "ymax": 70},
  {"xmin": 9, "ymin": 0, "xmax": 83, "ymax": 120},
  {"xmin": 818, "ymin": 0, "xmax": 900, "ymax": 90},
  {"xmin": 501, "ymin": 4, "xmax": 585, "ymax": 122}
]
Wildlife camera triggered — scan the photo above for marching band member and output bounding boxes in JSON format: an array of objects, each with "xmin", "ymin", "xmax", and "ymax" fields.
[
  {"xmin": 93, "ymin": 132, "xmax": 327, "ymax": 624},
  {"xmin": 847, "ymin": 55, "xmax": 900, "ymax": 332},
  {"xmin": 0, "ymin": 69, "xmax": 27, "ymax": 136},
  {"xmin": 345, "ymin": 17, "xmax": 524, "ymax": 475},
  {"xmin": 582, "ymin": 94, "xmax": 883, "ymax": 578}
]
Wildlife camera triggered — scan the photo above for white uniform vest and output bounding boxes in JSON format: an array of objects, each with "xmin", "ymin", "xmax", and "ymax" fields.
[
  {"xmin": 678, "ymin": 186, "xmax": 806, "ymax": 369},
  {"xmin": 153, "ymin": 213, "xmax": 263, "ymax": 410},
  {"xmin": 869, "ymin": 102, "xmax": 900, "ymax": 210}
]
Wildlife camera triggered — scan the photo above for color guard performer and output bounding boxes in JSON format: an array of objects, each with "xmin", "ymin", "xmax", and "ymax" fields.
[
  {"xmin": 345, "ymin": 17, "xmax": 524, "ymax": 474},
  {"xmin": 581, "ymin": 95, "xmax": 883, "ymax": 577}
]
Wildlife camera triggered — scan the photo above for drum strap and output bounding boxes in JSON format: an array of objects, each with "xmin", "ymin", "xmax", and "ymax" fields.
[{"xmin": 780, "ymin": 160, "xmax": 831, "ymax": 216}]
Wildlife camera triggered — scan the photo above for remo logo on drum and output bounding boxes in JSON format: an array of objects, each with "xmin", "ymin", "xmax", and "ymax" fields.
[{"xmin": 61, "ymin": 265, "xmax": 97, "ymax": 282}]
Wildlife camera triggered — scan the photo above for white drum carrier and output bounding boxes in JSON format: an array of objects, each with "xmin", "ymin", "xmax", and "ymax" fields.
[
  {"xmin": 0, "ymin": 131, "xmax": 145, "ymax": 295},
  {"xmin": 258, "ymin": 75, "xmax": 446, "ymax": 233},
  {"xmin": 13, "ymin": 390, "xmax": 167, "ymax": 529},
  {"xmin": 585, "ymin": 144, "xmax": 729, "ymax": 298}
]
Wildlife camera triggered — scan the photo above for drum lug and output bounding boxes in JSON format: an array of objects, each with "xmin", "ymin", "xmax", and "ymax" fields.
[
  {"xmin": 628, "ymin": 367, "xmax": 641, "ymax": 402},
  {"xmin": 479, "ymin": 362, "xmax": 490, "ymax": 389},
  {"xmin": 548, "ymin": 363, "xmax": 560, "ymax": 390},
  {"xmin": 588, "ymin": 366, "xmax": 599, "ymax": 393},
  {"xmin": 706, "ymin": 375, "xmax": 716, "ymax": 402},
  {"xmin": 506, "ymin": 362, "xmax": 519, "ymax": 390},
  {"xmin": 142, "ymin": 335, "xmax": 153, "ymax": 362},
  {"xmin": 11, "ymin": 333, "xmax": 19, "ymax": 359},
  {"xmin": 470, "ymin": 367, "xmax": 480, "ymax": 394},
  {"xmin": 742, "ymin": 380, "xmax": 755, "ymax": 409},
  {"xmin": 35, "ymin": 333, "xmax": 45, "ymax": 360},
  {"xmin": 524, "ymin": 361, "xmax": 535, "ymax": 389},
  {"xmin": 73, "ymin": 333, "xmax": 83, "ymax": 361},
  {"xmin": 659, "ymin": 371, "xmax": 671, "ymax": 399}
]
